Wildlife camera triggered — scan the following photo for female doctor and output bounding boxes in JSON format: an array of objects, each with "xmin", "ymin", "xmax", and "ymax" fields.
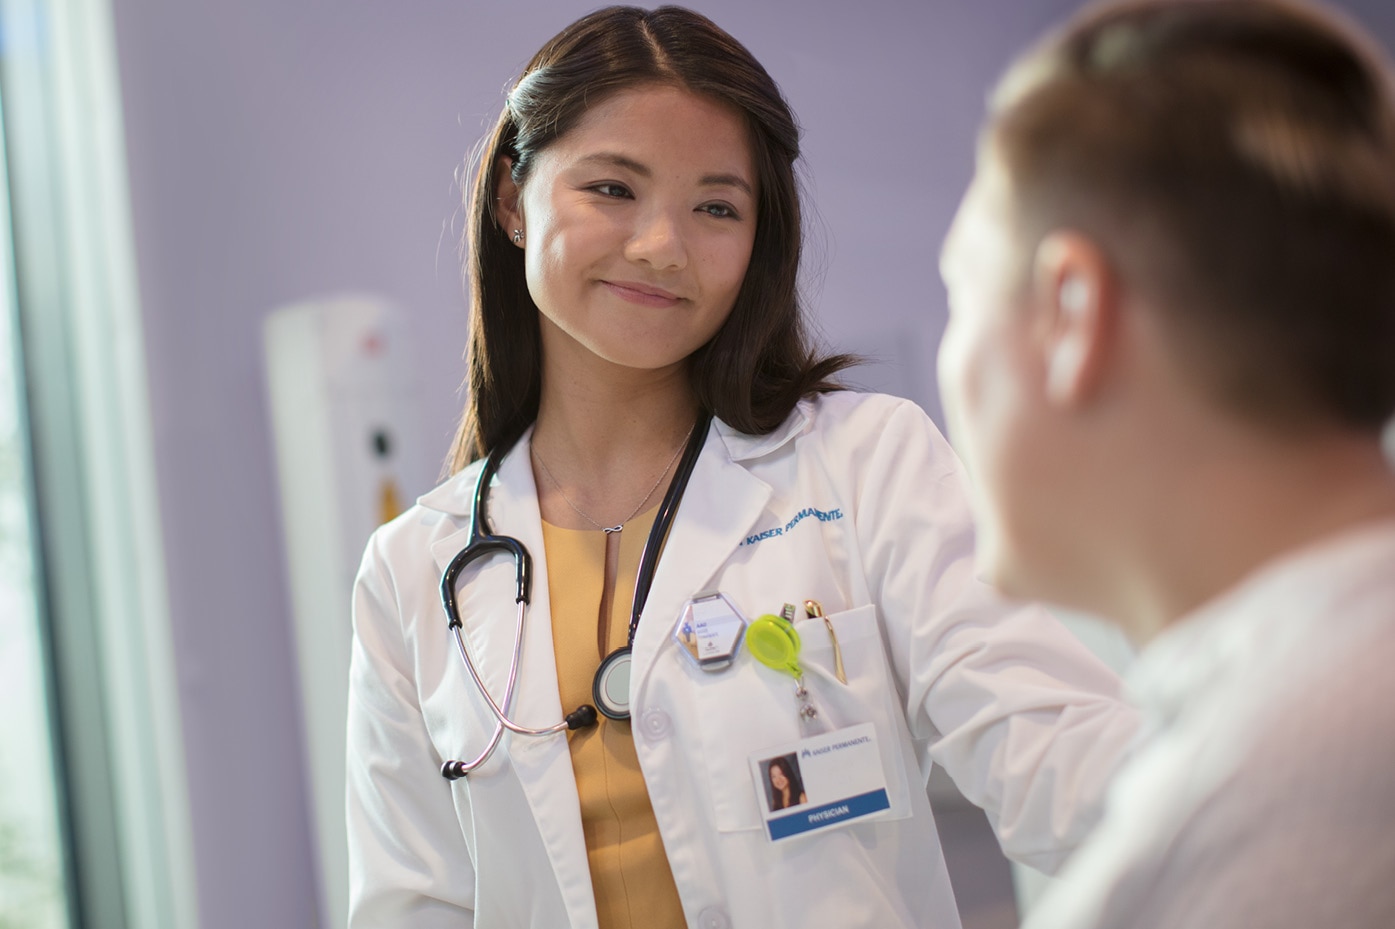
[{"xmin": 346, "ymin": 6, "xmax": 1139, "ymax": 928}]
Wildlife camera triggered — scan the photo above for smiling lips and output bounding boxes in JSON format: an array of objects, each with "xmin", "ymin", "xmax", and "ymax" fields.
[{"xmin": 601, "ymin": 279, "xmax": 682, "ymax": 307}]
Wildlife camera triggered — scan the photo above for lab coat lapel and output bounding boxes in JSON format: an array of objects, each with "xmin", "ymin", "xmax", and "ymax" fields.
[
  {"xmin": 475, "ymin": 444, "xmax": 566, "ymax": 735},
  {"xmin": 427, "ymin": 450, "xmax": 558, "ymax": 723},
  {"xmin": 629, "ymin": 425, "xmax": 773, "ymax": 676},
  {"xmin": 429, "ymin": 442, "xmax": 597, "ymax": 927}
]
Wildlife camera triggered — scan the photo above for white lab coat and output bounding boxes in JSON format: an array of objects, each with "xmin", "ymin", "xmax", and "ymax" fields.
[{"xmin": 347, "ymin": 391, "xmax": 1138, "ymax": 929}]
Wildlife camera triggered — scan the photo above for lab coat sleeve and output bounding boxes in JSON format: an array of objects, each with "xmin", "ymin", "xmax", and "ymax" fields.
[
  {"xmin": 346, "ymin": 527, "xmax": 476, "ymax": 927},
  {"xmin": 851, "ymin": 398, "xmax": 1140, "ymax": 874}
]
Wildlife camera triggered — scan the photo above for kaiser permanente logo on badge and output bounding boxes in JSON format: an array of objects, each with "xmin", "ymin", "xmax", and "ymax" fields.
[{"xmin": 749, "ymin": 723, "xmax": 891, "ymax": 842}]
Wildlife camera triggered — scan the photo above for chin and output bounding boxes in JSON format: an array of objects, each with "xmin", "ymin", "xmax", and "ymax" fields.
[
  {"xmin": 973, "ymin": 537, "xmax": 1042, "ymax": 604},
  {"xmin": 586, "ymin": 333, "xmax": 705, "ymax": 372}
]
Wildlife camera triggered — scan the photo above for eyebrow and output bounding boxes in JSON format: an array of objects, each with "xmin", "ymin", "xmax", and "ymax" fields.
[{"xmin": 576, "ymin": 152, "xmax": 754, "ymax": 197}]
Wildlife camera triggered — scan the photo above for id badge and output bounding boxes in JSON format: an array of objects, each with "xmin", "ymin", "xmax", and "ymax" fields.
[
  {"xmin": 673, "ymin": 591, "xmax": 746, "ymax": 672},
  {"xmin": 748, "ymin": 723, "xmax": 892, "ymax": 842}
]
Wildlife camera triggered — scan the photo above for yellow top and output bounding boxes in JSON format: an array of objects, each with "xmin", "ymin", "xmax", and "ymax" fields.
[{"xmin": 540, "ymin": 507, "xmax": 685, "ymax": 929}]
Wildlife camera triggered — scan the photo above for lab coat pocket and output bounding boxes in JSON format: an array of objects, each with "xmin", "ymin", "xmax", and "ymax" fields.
[{"xmin": 695, "ymin": 603, "xmax": 913, "ymax": 833}]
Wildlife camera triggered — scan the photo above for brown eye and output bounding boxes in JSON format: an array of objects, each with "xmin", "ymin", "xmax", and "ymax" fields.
[
  {"xmin": 590, "ymin": 183, "xmax": 633, "ymax": 199},
  {"xmin": 699, "ymin": 202, "xmax": 740, "ymax": 220}
]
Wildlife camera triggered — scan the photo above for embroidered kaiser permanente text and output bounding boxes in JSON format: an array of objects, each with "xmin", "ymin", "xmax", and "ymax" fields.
[{"xmin": 739, "ymin": 506, "xmax": 843, "ymax": 547}]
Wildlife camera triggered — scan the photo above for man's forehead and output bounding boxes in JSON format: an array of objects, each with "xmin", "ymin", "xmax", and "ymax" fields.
[{"xmin": 942, "ymin": 160, "xmax": 1016, "ymax": 281}]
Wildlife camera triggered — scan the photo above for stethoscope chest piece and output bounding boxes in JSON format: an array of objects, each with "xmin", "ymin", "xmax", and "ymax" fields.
[{"xmin": 593, "ymin": 647, "xmax": 633, "ymax": 720}]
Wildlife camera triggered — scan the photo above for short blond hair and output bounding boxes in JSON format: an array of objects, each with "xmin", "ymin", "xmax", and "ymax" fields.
[{"xmin": 990, "ymin": 0, "xmax": 1395, "ymax": 431}]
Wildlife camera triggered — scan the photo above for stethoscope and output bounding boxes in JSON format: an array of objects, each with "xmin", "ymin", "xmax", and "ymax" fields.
[{"xmin": 439, "ymin": 412, "xmax": 711, "ymax": 780}]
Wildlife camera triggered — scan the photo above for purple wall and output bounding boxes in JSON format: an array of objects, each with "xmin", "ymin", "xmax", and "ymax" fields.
[{"xmin": 107, "ymin": 1, "xmax": 1395, "ymax": 925}]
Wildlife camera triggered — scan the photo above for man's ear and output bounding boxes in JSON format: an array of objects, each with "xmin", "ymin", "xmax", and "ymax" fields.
[
  {"xmin": 1031, "ymin": 232, "xmax": 1117, "ymax": 408},
  {"xmin": 494, "ymin": 156, "xmax": 524, "ymax": 246}
]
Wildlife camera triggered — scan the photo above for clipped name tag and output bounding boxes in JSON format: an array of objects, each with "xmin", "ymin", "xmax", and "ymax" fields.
[{"xmin": 748, "ymin": 722, "xmax": 891, "ymax": 842}]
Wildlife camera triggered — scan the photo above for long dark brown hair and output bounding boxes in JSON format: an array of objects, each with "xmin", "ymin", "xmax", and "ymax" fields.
[
  {"xmin": 766, "ymin": 755, "xmax": 805, "ymax": 810},
  {"xmin": 446, "ymin": 5, "xmax": 855, "ymax": 471}
]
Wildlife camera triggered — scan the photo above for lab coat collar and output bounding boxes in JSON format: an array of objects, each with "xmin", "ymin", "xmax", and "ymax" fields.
[{"xmin": 713, "ymin": 400, "xmax": 811, "ymax": 462}]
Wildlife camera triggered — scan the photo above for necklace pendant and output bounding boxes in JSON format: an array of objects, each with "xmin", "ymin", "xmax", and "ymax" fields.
[{"xmin": 602, "ymin": 525, "xmax": 623, "ymax": 535}]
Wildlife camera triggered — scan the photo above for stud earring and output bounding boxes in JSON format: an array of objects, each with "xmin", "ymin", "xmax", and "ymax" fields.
[{"xmin": 512, "ymin": 229, "xmax": 525, "ymax": 245}]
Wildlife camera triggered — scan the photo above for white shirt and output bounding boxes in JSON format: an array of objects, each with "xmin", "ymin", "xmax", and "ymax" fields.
[
  {"xmin": 347, "ymin": 392, "xmax": 1140, "ymax": 928},
  {"xmin": 1025, "ymin": 521, "xmax": 1395, "ymax": 929}
]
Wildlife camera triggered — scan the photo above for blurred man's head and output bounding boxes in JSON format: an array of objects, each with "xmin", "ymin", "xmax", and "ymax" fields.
[{"xmin": 939, "ymin": 0, "xmax": 1395, "ymax": 627}]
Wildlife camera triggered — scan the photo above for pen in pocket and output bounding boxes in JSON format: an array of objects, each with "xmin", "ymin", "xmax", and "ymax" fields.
[{"xmin": 804, "ymin": 600, "xmax": 847, "ymax": 685}]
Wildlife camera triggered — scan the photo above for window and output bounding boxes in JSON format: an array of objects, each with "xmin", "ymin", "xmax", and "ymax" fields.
[
  {"xmin": 0, "ymin": 106, "xmax": 70, "ymax": 926},
  {"xmin": 0, "ymin": 0, "xmax": 197, "ymax": 925}
]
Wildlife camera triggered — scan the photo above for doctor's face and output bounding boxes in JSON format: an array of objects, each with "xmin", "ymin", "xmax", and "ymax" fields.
[
  {"xmin": 507, "ymin": 84, "xmax": 758, "ymax": 376},
  {"xmin": 937, "ymin": 153, "xmax": 1050, "ymax": 597}
]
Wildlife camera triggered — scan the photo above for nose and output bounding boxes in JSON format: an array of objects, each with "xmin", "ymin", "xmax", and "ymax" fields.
[{"xmin": 624, "ymin": 205, "xmax": 688, "ymax": 272}]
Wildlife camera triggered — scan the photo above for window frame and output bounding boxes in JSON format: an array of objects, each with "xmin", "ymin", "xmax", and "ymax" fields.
[{"xmin": 0, "ymin": 0, "xmax": 198, "ymax": 926}]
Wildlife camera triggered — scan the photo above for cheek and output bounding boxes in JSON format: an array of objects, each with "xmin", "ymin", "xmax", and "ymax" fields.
[
  {"xmin": 525, "ymin": 221, "xmax": 602, "ymax": 322},
  {"xmin": 937, "ymin": 311, "xmax": 1040, "ymax": 578},
  {"xmin": 520, "ymin": 191, "xmax": 589, "ymax": 306},
  {"xmin": 724, "ymin": 231, "xmax": 756, "ymax": 284},
  {"xmin": 937, "ymin": 314, "xmax": 994, "ymax": 459},
  {"xmin": 524, "ymin": 245, "xmax": 554, "ymax": 308},
  {"xmin": 702, "ymin": 236, "xmax": 754, "ymax": 302},
  {"xmin": 702, "ymin": 210, "xmax": 755, "ymax": 274},
  {"xmin": 691, "ymin": 236, "xmax": 754, "ymax": 332},
  {"xmin": 961, "ymin": 342, "xmax": 1028, "ymax": 499}
]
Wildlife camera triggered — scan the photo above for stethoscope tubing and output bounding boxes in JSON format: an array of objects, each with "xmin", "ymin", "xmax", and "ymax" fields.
[
  {"xmin": 450, "ymin": 603, "xmax": 572, "ymax": 737},
  {"xmin": 438, "ymin": 439, "xmax": 531, "ymax": 620},
  {"xmin": 440, "ymin": 601, "xmax": 579, "ymax": 779},
  {"xmin": 438, "ymin": 446, "xmax": 540, "ymax": 778},
  {"xmin": 439, "ymin": 413, "xmax": 711, "ymax": 779},
  {"xmin": 624, "ymin": 410, "xmax": 711, "ymax": 645}
]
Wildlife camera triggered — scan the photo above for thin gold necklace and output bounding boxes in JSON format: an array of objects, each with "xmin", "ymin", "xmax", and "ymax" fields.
[{"xmin": 531, "ymin": 421, "xmax": 696, "ymax": 534}]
